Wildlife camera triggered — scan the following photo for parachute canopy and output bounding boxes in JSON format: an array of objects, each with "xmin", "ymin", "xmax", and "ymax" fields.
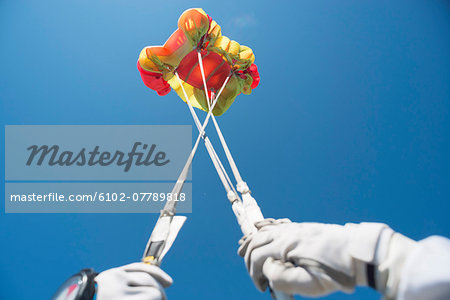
[{"xmin": 137, "ymin": 8, "xmax": 260, "ymax": 116}]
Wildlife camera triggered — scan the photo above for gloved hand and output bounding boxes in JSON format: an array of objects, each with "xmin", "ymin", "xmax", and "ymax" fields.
[
  {"xmin": 95, "ymin": 262, "xmax": 173, "ymax": 300},
  {"xmin": 238, "ymin": 219, "xmax": 417, "ymax": 299}
]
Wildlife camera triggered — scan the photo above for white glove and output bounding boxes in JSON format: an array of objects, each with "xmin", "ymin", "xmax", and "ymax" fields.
[
  {"xmin": 95, "ymin": 262, "xmax": 173, "ymax": 300},
  {"xmin": 238, "ymin": 219, "xmax": 416, "ymax": 298}
]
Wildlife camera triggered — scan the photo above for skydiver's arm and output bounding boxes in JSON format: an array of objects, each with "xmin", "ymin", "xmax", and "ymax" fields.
[
  {"xmin": 396, "ymin": 236, "xmax": 450, "ymax": 300},
  {"xmin": 238, "ymin": 219, "xmax": 450, "ymax": 299}
]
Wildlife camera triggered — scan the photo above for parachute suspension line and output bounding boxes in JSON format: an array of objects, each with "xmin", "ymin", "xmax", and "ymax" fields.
[
  {"xmin": 211, "ymin": 115, "xmax": 246, "ymax": 190},
  {"xmin": 162, "ymin": 130, "xmax": 202, "ymax": 216},
  {"xmin": 174, "ymin": 72, "xmax": 239, "ymax": 203},
  {"xmin": 197, "ymin": 51, "xmax": 244, "ymax": 203},
  {"xmin": 197, "ymin": 51, "xmax": 212, "ymax": 109},
  {"xmin": 208, "ymin": 131, "xmax": 239, "ymax": 197},
  {"xmin": 174, "ymin": 72, "xmax": 253, "ymax": 233},
  {"xmin": 196, "ymin": 49, "xmax": 265, "ymax": 230},
  {"xmin": 162, "ymin": 76, "xmax": 226, "ymax": 216},
  {"xmin": 204, "ymin": 75, "xmax": 240, "ymax": 200},
  {"xmin": 196, "ymin": 51, "xmax": 248, "ymax": 194}
]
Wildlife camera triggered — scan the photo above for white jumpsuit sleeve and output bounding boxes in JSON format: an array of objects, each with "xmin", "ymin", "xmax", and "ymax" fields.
[{"xmin": 397, "ymin": 236, "xmax": 450, "ymax": 300}]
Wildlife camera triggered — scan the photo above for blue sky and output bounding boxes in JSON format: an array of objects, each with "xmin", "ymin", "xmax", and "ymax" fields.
[{"xmin": 1, "ymin": 1, "xmax": 449, "ymax": 299}]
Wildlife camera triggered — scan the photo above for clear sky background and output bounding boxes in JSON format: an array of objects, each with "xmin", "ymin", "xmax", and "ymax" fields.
[{"xmin": 1, "ymin": 1, "xmax": 449, "ymax": 299}]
